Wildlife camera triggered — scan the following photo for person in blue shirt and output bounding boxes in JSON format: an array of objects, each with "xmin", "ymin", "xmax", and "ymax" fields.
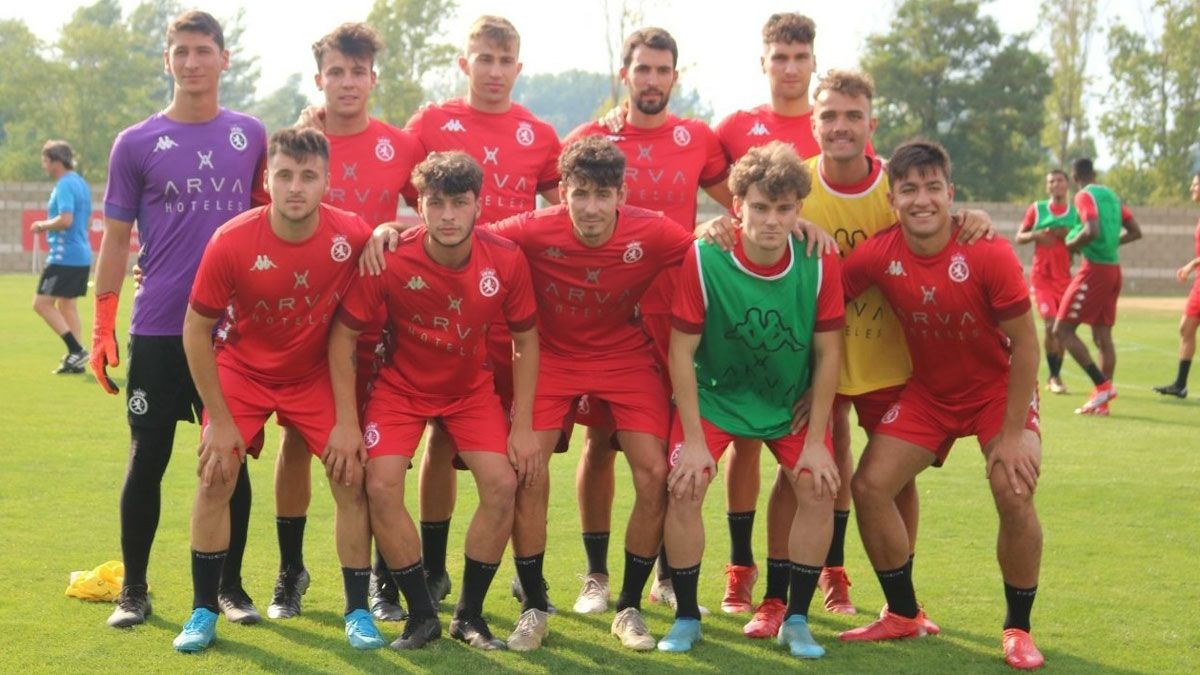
[{"xmin": 31, "ymin": 140, "xmax": 94, "ymax": 374}]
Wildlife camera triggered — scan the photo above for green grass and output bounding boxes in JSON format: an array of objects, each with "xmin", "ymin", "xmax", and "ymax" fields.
[{"xmin": 0, "ymin": 274, "xmax": 1197, "ymax": 673}]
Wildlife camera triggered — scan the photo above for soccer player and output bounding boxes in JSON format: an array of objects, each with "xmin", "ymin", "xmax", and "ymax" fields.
[
  {"xmin": 1153, "ymin": 171, "xmax": 1200, "ymax": 398},
  {"xmin": 657, "ymin": 141, "xmax": 843, "ymax": 658},
  {"xmin": 91, "ymin": 10, "xmax": 267, "ymax": 629},
  {"xmin": 1016, "ymin": 169, "xmax": 1078, "ymax": 395},
  {"xmin": 838, "ymin": 140, "xmax": 1045, "ymax": 671},
  {"xmin": 1053, "ymin": 157, "xmax": 1141, "ymax": 415},
  {"xmin": 271, "ymin": 21, "xmax": 424, "ymax": 622},
  {"xmin": 330, "ymin": 151, "xmax": 538, "ymax": 651},
  {"xmin": 173, "ymin": 127, "xmax": 382, "ymax": 653},
  {"xmin": 31, "ymin": 140, "xmax": 92, "ymax": 374}
]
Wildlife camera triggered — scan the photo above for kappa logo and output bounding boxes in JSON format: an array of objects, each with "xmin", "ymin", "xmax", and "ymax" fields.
[
  {"xmin": 229, "ymin": 125, "xmax": 248, "ymax": 151},
  {"xmin": 375, "ymin": 137, "xmax": 395, "ymax": 162},
  {"xmin": 672, "ymin": 125, "xmax": 692, "ymax": 147},
  {"xmin": 330, "ymin": 234, "xmax": 352, "ymax": 263},
  {"xmin": 623, "ymin": 240, "xmax": 644, "ymax": 264},
  {"xmin": 482, "ymin": 146, "xmax": 500, "ymax": 165},
  {"xmin": 479, "ymin": 268, "xmax": 500, "ymax": 297},
  {"xmin": 886, "ymin": 260, "xmax": 907, "ymax": 276},
  {"xmin": 363, "ymin": 422, "xmax": 381, "ymax": 449},
  {"xmin": 197, "ymin": 150, "xmax": 214, "ymax": 170},
  {"xmin": 154, "ymin": 135, "xmax": 178, "ymax": 152},
  {"xmin": 128, "ymin": 388, "xmax": 149, "ymax": 416},
  {"xmin": 543, "ymin": 246, "xmax": 566, "ymax": 259},
  {"xmin": 441, "ymin": 119, "xmax": 467, "ymax": 132},
  {"xmin": 605, "ymin": 134, "xmax": 626, "ymax": 142},
  {"xmin": 747, "ymin": 121, "xmax": 770, "ymax": 137},
  {"xmin": 921, "ymin": 285, "xmax": 937, "ymax": 305},
  {"xmin": 515, "ymin": 122, "xmax": 535, "ymax": 146},
  {"xmin": 948, "ymin": 253, "xmax": 970, "ymax": 283},
  {"xmin": 249, "ymin": 254, "xmax": 277, "ymax": 271},
  {"xmin": 406, "ymin": 275, "xmax": 429, "ymax": 290},
  {"xmin": 725, "ymin": 307, "xmax": 804, "ymax": 352},
  {"xmin": 881, "ymin": 403, "xmax": 900, "ymax": 425}
]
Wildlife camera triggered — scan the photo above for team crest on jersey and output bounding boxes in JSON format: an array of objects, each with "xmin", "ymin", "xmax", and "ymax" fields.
[
  {"xmin": 229, "ymin": 125, "xmax": 248, "ymax": 151},
  {"xmin": 515, "ymin": 122, "xmax": 536, "ymax": 147},
  {"xmin": 363, "ymin": 422, "xmax": 381, "ymax": 449},
  {"xmin": 128, "ymin": 389, "xmax": 149, "ymax": 416},
  {"xmin": 881, "ymin": 403, "xmax": 900, "ymax": 425},
  {"xmin": 948, "ymin": 253, "xmax": 970, "ymax": 283},
  {"xmin": 623, "ymin": 240, "xmax": 644, "ymax": 263},
  {"xmin": 672, "ymin": 125, "xmax": 692, "ymax": 147},
  {"xmin": 479, "ymin": 268, "xmax": 500, "ymax": 297},
  {"xmin": 375, "ymin": 137, "xmax": 395, "ymax": 162},
  {"xmin": 330, "ymin": 234, "xmax": 352, "ymax": 263}
]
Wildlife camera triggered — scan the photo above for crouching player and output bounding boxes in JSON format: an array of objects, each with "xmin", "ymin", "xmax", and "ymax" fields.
[
  {"xmin": 175, "ymin": 128, "xmax": 381, "ymax": 652},
  {"xmin": 838, "ymin": 140, "xmax": 1045, "ymax": 670},
  {"xmin": 328, "ymin": 151, "xmax": 540, "ymax": 651},
  {"xmin": 657, "ymin": 142, "xmax": 844, "ymax": 657}
]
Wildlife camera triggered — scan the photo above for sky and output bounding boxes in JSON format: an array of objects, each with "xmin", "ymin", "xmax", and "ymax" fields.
[{"xmin": 9, "ymin": 0, "xmax": 1153, "ymax": 159}]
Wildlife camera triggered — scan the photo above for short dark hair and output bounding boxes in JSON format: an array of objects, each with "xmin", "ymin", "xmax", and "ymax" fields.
[
  {"xmin": 622, "ymin": 27, "xmax": 678, "ymax": 68},
  {"xmin": 42, "ymin": 140, "xmax": 74, "ymax": 170},
  {"xmin": 559, "ymin": 136, "xmax": 626, "ymax": 190},
  {"xmin": 312, "ymin": 22, "xmax": 382, "ymax": 69},
  {"xmin": 167, "ymin": 10, "xmax": 224, "ymax": 50},
  {"xmin": 268, "ymin": 127, "xmax": 329, "ymax": 165},
  {"xmin": 412, "ymin": 151, "xmax": 484, "ymax": 198},
  {"xmin": 1047, "ymin": 168, "xmax": 1069, "ymax": 180},
  {"xmin": 887, "ymin": 139, "xmax": 953, "ymax": 185},
  {"xmin": 762, "ymin": 13, "xmax": 816, "ymax": 45},
  {"xmin": 466, "ymin": 15, "xmax": 521, "ymax": 53},
  {"xmin": 814, "ymin": 69, "xmax": 874, "ymax": 104},
  {"xmin": 1072, "ymin": 157, "xmax": 1096, "ymax": 181},
  {"xmin": 729, "ymin": 141, "xmax": 811, "ymax": 201}
]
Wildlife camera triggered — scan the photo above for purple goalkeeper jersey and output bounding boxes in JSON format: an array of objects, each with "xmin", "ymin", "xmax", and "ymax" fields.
[{"xmin": 104, "ymin": 108, "xmax": 268, "ymax": 336}]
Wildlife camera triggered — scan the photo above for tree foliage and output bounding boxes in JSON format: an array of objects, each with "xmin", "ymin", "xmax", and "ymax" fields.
[
  {"xmin": 366, "ymin": 0, "xmax": 460, "ymax": 125},
  {"xmin": 1040, "ymin": 0, "xmax": 1098, "ymax": 169},
  {"xmin": 249, "ymin": 73, "xmax": 310, "ymax": 135}
]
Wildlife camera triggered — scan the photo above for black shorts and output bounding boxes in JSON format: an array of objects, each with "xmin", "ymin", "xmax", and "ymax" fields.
[
  {"xmin": 37, "ymin": 264, "xmax": 89, "ymax": 298},
  {"xmin": 126, "ymin": 335, "xmax": 203, "ymax": 429}
]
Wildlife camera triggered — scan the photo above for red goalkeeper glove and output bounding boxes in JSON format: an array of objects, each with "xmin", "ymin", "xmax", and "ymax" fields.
[{"xmin": 90, "ymin": 292, "xmax": 120, "ymax": 394}]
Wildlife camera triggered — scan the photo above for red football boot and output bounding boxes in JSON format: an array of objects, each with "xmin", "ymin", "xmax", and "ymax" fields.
[{"xmin": 1003, "ymin": 628, "xmax": 1044, "ymax": 669}]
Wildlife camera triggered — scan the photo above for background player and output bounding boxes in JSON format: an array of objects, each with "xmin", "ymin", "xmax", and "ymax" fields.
[
  {"xmin": 92, "ymin": 10, "xmax": 267, "ymax": 629},
  {"xmin": 1016, "ymin": 169, "xmax": 1078, "ymax": 394},
  {"xmin": 1153, "ymin": 171, "xmax": 1200, "ymax": 398}
]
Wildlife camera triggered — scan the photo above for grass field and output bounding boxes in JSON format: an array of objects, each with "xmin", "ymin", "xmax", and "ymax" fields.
[{"xmin": 1, "ymin": 274, "xmax": 1197, "ymax": 674}]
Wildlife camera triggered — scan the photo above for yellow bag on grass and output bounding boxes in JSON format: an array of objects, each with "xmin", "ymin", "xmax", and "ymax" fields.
[{"xmin": 66, "ymin": 561, "xmax": 127, "ymax": 602}]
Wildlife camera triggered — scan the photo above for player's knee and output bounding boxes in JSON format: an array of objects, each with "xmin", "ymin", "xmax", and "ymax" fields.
[
  {"xmin": 365, "ymin": 471, "xmax": 404, "ymax": 507},
  {"xmin": 332, "ymin": 480, "xmax": 367, "ymax": 509},
  {"xmin": 990, "ymin": 482, "xmax": 1035, "ymax": 517},
  {"xmin": 850, "ymin": 469, "xmax": 884, "ymax": 506},
  {"xmin": 633, "ymin": 458, "xmax": 668, "ymax": 493},
  {"xmin": 196, "ymin": 477, "xmax": 238, "ymax": 504},
  {"xmin": 479, "ymin": 471, "xmax": 518, "ymax": 511}
]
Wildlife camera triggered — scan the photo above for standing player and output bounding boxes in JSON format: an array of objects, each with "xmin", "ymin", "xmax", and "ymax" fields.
[
  {"xmin": 1016, "ymin": 169, "xmax": 1078, "ymax": 395},
  {"xmin": 30, "ymin": 140, "xmax": 92, "ymax": 374},
  {"xmin": 1153, "ymin": 171, "xmax": 1200, "ymax": 398},
  {"xmin": 657, "ymin": 142, "xmax": 844, "ymax": 658},
  {"xmin": 173, "ymin": 128, "xmax": 382, "ymax": 653},
  {"xmin": 91, "ymin": 10, "xmax": 267, "ymax": 629},
  {"xmin": 330, "ymin": 151, "xmax": 538, "ymax": 651},
  {"xmin": 1053, "ymin": 157, "xmax": 1141, "ymax": 415},
  {"xmin": 838, "ymin": 140, "xmax": 1045, "ymax": 671}
]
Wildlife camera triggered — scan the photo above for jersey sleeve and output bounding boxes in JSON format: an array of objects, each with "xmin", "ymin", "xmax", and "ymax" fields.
[
  {"xmin": 697, "ymin": 123, "xmax": 730, "ymax": 188},
  {"xmin": 841, "ymin": 239, "xmax": 878, "ymax": 301},
  {"xmin": 1074, "ymin": 191, "xmax": 1098, "ymax": 222},
  {"xmin": 336, "ymin": 269, "xmax": 386, "ymax": 331},
  {"xmin": 536, "ymin": 129, "xmax": 562, "ymax": 193},
  {"xmin": 982, "ymin": 242, "xmax": 1032, "ymax": 321},
  {"xmin": 503, "ymin": 250, "xmax": 538, "ymax": 332},
  {"xmin": 50, "ymin": 184, "xmax": 73, "ymax": 216},
  {"xmin": 671, "ymin": 243, "xmax": 706, "ymax": 333},
  {"xmin": 1019, "ymin": 204, "xmax": 1037, "ymax": 232},
  {"xmin": 103, "ymin": 134, "xmax": 141, "ymax": 222},
  {"xmin": 815, "ymin": 250, "xmax": 846, "ymax": 332},
  {"xmin": 484, "ymin": 212, "xmax": 529, "ymax": 246},
  {"xmin": 713, "ymin": 112, "xmax": 739, "ymax": 164},
  {"xmin": 659, "ymin": 215, "xmax": 697, "ymax": 267},
  {"xmin": 250, "ymin": 150, "xmax": 269, "ymax": 206},
  {"xmin": 189, "ymin": 233, "xmax": 236, "ymax": 318},
  {"xmin": 1120, "ymin": 205, "xmax": 1134, "ymax": 222}
]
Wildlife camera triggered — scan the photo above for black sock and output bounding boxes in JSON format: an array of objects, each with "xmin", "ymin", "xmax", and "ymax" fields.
[
  {"xmin": 120, "ymin": 425, "xmax": 175, "ymax": 588},
  {"xmin": 764, "ymin": 558, "xmax": 791, "ymax": 602},
  {"xmin": 420, "ymin": 520, "xmax": 451, "ymax": 577},
  {"xmin": 221, "ymin": 463, "xmax": 251, "ymax": 592},
  {"xmin": 669, "ymin": 564, "xmax": 702, "ymax": 620},
  {"xmin": 192, "ymin": 549, "xmax": 226, "ymax": 612},
  {"xmin": 390, "ymin": 561, "xmax": 436, "ymax": 618},
  {"xmin": 1083, "ymin": 362, "xmax": 1107, "ymax": 386},
  {"xmin": 1047, "ymin": 353, "xmax": 1063, "ymax": 378},
  {"xmin": 727, "ymin": 511, "xmax": 756, "ymax": 567},
  {"xmin": 656, "ymin": 547, "xmax": 671, "ymax": 581},
  {"xmin": 342, "ymin": 567, "xmax": 371, "ymax": 615},
  {"xmin": 276, "ymin": 516, "xmax": 306, "ymax": 574},
  {"xmin": 582, "ymin": 532, "xmax": 610, "ymax": 576},
  {"xmin": 1176, "ymin": 359, "xmax": 1192, "ymax": 388},
  {"xmin": 1003, "ymin": 583, "xmax": 1037, "ymax": 632},
  {"xmin": 786, "ymin": 562, "xmax": 823, "ymax": 619},
  {"xmin": 456, "ymin": 556, "xmax": 500, "ymax": 619},
  {"xmin": 825, "ymin": 510, "xmax": 851, "ymax": 568},
  {"xmin": 907, "ymin": 553, "xmax": 915, "ymax": 581},
  {"xmin": 514, "ymin": 553, "xmax": 548, "ymax": 611},
  {"xmin": 876, "ymin": 564, "xmax": 918, "ymax": 618},
  {"xmin": 61, "ymin": 331, "xmax": 83, "ymax": 354},
  {"xmin": 617, "ymin": 550, "xmax": 657, "ymax": 611}
]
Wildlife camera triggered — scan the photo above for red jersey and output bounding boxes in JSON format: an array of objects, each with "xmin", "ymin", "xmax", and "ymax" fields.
[
  {"xmin": 1194, "ymin": 217, "xmax": 1200, "ymax": 258},
  {"xmin": 403, "ymin": 98, "xmax": 561, "ymax": 224},
  {"xmin": 564, "ymin": 114, "xmax": 728, "ymax": 315},
  {"xmin": 486, "ymin": 204, "xmax": 694, "ymax": 368},
  {"xmin": 337, "ymin": 226, "xmax": 537, "ymax": 398},
  {"xmin": 1019, "ymin": 202, "xmax": 1072, "ymax": 284},
  {"xmin": 190, "ymin": 204, "xmax": 371, "ymax": 385},
  {"xmin": 842, "ymin": 224, "xmax": 1031, "ymax": 402},
  {"xmin": 715, "ymin": 104, "xmax": 875, "ymax": 164},
  {"xmin": 324, "ymin": 117, "xmax": 422, "ymax": 226}
]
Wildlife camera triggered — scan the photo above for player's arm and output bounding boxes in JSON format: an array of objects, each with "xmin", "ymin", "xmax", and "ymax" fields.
[
  {"xmin": 794, "ymin": 328, "xmax": 842, "ymax": 499},
  {"xmin": 30, "ymin": 212, "xmax": 73, "ymax": 233},
  {"xmin": 987, "ymin": 308, "xmax": 1040, "ymax": 496},
  {"xmin": 667, "ymin": 327, "xmax": 715, "ymax": 501},
  {"xmin": 701, "ymin": 180, "xmax": 733, "ymax": 210},
  {"xmin": 1177, "ymin": 255, "xmax": 1200, "ymax": 283},
  {"xmin": 508, "ymin": 325, "xmax": 540, "ymax": 487},
  {"xmin": 1118, "ymin": 206, "xmax": 1141, "ymax": 245},
  {"xmin": 182, "ymin": 307, "xmax": 245, "ymax": 487},
  {"xmin": 1066, "ymin": 191, "xmax": 1098, "ymax": 252},
  {"xmin": 326, "ymin": 317, "xmax": 367, "ymax": 487},
  {"xmin": 953, "ymin": 208, "xmax": 998, "ymax": 244},
  {"xmin": 538, "ymin": 187, "xmax": 562, "ymax": 204},
  {"xmin": 1014, "ymin": 205, "xmax": 1041, "ymax": 245},
  {"xmin": 89, "ymin": 216, "xmax": 134, "ymax": 394}
]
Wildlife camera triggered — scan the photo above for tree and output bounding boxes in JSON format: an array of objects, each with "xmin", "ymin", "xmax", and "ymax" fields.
[
  {"xmin": 0, "ymin": 20, "xmax": 65, "ymax": 180},
  {"xmin": 218, "ymin": 8, "xmax": 261, "ymax": 113},
  {"xmin": 128, "ymin": 0, "xmax": 183, "ymax": 106},
  {"xmin": 1100, "ymin": 0, "xmax": 1200, "ymax": 204},
  {"xmin": 1040, "ymin": 0, "xmax": 1098, "ymax": 169},
  {"xmin": 513, "ymin": 70, "xmax": 610, "ymax": 136},
  {"xmin": 366, "ymin": 0, "xmax": 459, "ymax": 125},
  {"xmin": 862, "ymin": 0, "xmax": 1051, "ymax": 201},
  {"xmin": 249, "ymin": 73, "xmax": 311, "ymax": 134}
]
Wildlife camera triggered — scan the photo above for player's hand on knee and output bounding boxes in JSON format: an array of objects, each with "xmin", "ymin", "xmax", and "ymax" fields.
[
  {"xmin": 954, "ymin": 209, "xmax": 997, "ymax": 244},
  {"xmin": 986, "ymin": 432, "xmax": 1040, "ymax": 497},
  {"xmin": 790, "ymin": 388, "xmax": 814, "ymax": 433},
  {"xmin": 197, "ymin": 419, "xmax": 245, "ymax": 487},
  {"xmin": 667, "ymin": 440, "xmax": 714, "ymax": 502},
  {"xmin": 323, "ymin": 422, "xmax": 366, "ymax": 487},
  {"xmin": 507, "ymin": 424, "xmax": 541, "ymax": 488},
  {"xmin": 792, "ymin": 217, "xmax": 838, "ymax": 257},
  {"xmin": 795, "ymin": 440, "xmax": 839, "ymax": 500},
  {"xmin": 695, "ymin": 214, "xmax": 738, "ymax": 251}
]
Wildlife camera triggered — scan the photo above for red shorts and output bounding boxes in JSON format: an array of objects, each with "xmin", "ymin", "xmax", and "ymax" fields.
[
  {"xmin": 1031, "ymin": 273, "xmax": 1071, "ymax": 320},
  {"xmin": 667, "ymin": 414, "xmax": 833, "ymax": 471},
  {"xmin": 875, "ymin": 383, "xmax": 1041, "ymax": 466},
  {"xmin": 1186, "ymin": 279, "xmax": 1200, "ymax": 319},
  {"xmin": 835, "ymin": 384, "xmax": 906, "ymax": 433},
  {"xmin": 205, "ymin": 367, "xmax": 335, "ymax": 460},
  {"xmin": 362, "ymin": 387, "xmax": 509, "ymax": 460},
  {"xmin": 534, "ymin": 354, "xmax": 669, "ymax": 440},
  {"xmin": 1056, "ymin": 260, "xmax": 1121, "ymax": 327},
  {"xmin": 486, "ymin": 326, "xmax": 515, "ymax": 413}
]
